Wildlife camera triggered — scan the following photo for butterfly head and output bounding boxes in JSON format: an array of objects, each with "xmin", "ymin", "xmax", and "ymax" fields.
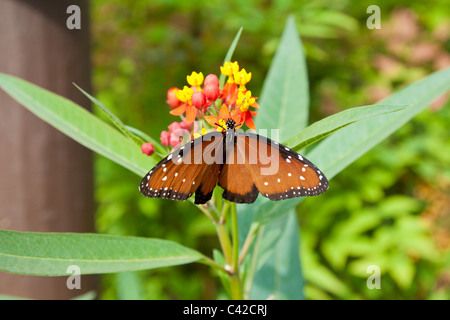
[{"xmin": 225, "ymin": 119, "xmax": 236, "ymax": 130}]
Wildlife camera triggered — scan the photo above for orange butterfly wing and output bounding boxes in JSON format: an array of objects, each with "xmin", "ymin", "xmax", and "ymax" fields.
[
  {"xmin": 235, "ymin": 133, "xmax": 328, "ymax": 201},
  {"xmin": 139, "ymin": 132, "xmax": 223, "ymax": 204}
]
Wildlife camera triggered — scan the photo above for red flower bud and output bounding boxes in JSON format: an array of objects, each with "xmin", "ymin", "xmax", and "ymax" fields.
[
  {"xmin": 170, "ymin": 128, "xmax": 190, "ymax": 147},
  {"xmin": 204, "ymin": 83, "xmax": 220, "ymax": 101},
  {"xmin": 204, "ymin": 74, "xmax": 220, "ymax": 101},
  {"xmin": 192, "ymin": 91, "xmax": 206, "ymax": 109},
  {"xmin": 179, "ymin": 118, "xmax": 192, "ymax": 130},
  {"xmin": 204, "ymin": 74, "xmax": 219, "ymax": 87},
  {"xmin": 169, "ymin": 134, "xmax": 181, "ymax": 148},
  {"xmin": 141, "ymin": 142, "xmax": 155, "ymax": 156},
  {"xmin": 160, "ymin": 130, "xmax": 170, "ymax": 146},
  {"xmin": 167, "ymin": 87, "xmax": 181, "ymax": 108},
  {"xmin": 168, "ymin": 121, "xmax": 181, "ymax": 134}
]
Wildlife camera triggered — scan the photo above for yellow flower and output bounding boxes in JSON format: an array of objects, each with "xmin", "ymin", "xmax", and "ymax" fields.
[
  {"xmin": 193, "ymin": 127, "xmax": 207, "ymax": 139},
  {"xmin": 220, "ymin": 61, "xmax": 239, "ymax": 83},
  {"xmin": 236, "ymin": 90, "xmax": 255, "ymax": 112},
  {"xmin": 216, "ymin": 119, "xmax": 227, "ymax": 132},
  {"xmin": 175, "ymin": 86, "xmax": 194, "ymax": 103},
  {"xmin": 186, "ymin": 71, "xmax": 204, "ymax": 90},
  {"xmin": 233, "ymin": 68, "xmax": 252, "ymax": 91}
]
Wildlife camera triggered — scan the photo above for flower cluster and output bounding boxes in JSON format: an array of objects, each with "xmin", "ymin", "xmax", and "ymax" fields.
[{"xmin": 142, "ymin": 61, "xmax": 259, "ymax": 156}]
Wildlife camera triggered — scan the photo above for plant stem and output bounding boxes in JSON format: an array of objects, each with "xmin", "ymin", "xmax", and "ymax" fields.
[
  {"xmin": 195, "ymin": 203, "xmax": 219, "ymax": 222},
  {"xmin": 243, "ymin": 225, "xmax": 264, "ymax": 299},
  {"xmin": 231, "ymin": 203, "xmax": 239, "ymax": 272},
  {"xmin": 229, "ymin": 203, "xmax": 243, "ymax": 299},
  {"xmin": 239, "ymin": 222, "xmax": 260, "ymax": 265},
  {"xmin": 214, "ymin": 221, "xmax": 233, "ymax": 267},
  {"xmin": 220, "ymin": 201, "xmax": 230, "ymax": 221},
  {"xmin": 230, "ymin": 272, "xmax": 243, "ymax": 300}
]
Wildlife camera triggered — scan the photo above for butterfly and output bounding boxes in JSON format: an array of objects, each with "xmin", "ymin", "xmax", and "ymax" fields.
[{"xmin": 139, "ymin": 111, "xmax": 328, "ymax": 204}]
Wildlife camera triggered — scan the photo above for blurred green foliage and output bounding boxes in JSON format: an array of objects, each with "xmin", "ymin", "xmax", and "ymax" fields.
[{"xmin": 91, "ymin": 0, "xmax": 449, "ymax": 299}]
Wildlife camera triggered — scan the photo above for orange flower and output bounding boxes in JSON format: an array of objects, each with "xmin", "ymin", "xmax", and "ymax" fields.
[
  {"xmin": 169, "ymin": 86, "xmax": 197, "ymax": 123},
  {"xmin": 204, "ymin": 104, "xmax": 242, "ymax": 132},
  {"xmin": 220, "ymin": 82, "xmax": 238, "ymax": 106}
]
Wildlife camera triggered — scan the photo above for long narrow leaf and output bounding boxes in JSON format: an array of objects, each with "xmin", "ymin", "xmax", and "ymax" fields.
[
  {"xmin": 310, "ymin": 67, "xmax": 450, "ymax": 179},
  {"xmin": 241, "ymin": 67, "xmax": 450, "ymax": 228},
  {"xmin": 284, "ymin": 104, "xmax": 410, "ymax": 152},
  {"xmin": 0, "ymin": 73, "xmax": 154, "ymax": 176},
  {"xmin": 0, "ymin": 230, "xmax": 204, "ymax": 276},
  {"xmin": 74, "ymin": 83, "xmax": 145, "ymax": 146},
  {"xmin": 256, "ymin": 16, "xmax": 310, "ymax": 140},
  {"xmin": 219, "ymin": 27, "xmax": 243, "ymax": 89},
  {"xmin": 248, "ymin": 211, "xmax": 304, "ymax": 299}
]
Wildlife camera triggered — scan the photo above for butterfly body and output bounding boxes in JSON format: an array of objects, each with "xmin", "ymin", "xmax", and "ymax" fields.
[{"xmin": 140, "ymin": 121, "xmax": 328, "ymax": 204}]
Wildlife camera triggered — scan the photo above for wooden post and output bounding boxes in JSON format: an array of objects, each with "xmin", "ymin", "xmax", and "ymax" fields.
[{"xmin": 0, "ymin": 0, "xmax": 97, "ymax": 299}]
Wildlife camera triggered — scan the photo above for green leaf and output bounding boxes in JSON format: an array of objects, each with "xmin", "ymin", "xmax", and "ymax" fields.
[
  {"xmin": 0, "ymin": 230, "xmax": 204, "ymax": 276},
  {"xmin": 257, "ymin": 16, "xmax": 309, "ymax": 140},
  {"xmin": 74, "ymin": 83, "xmax": 145, "ymax": 146},
  {"xmin": 71, "ymin": 291, "xmax": 97, "ymax": 300},
  {"xmin": 219, "ymin": 27, "xmax": 243, "ymax": 89},
  {"xmin": 0, "ymin": 294, "xmax": 29, "ymax": 300},
  {"xmin": 240, "ymin": 67, "xmax": 450, "ymax": 228},
  {"xmin": 309, "ymin": 67, "xmax": 450, "ymax": 180},
  {"xmin": 284, "ymin": 104, "xmax": 410, "ymax": 152},
  {"xmin": 0, "ymin": 73, "xmax": 154, "ymax": 176},
  {"xmin": 248, "ymin": 211, "xmax": 304, "ymax": 300}
]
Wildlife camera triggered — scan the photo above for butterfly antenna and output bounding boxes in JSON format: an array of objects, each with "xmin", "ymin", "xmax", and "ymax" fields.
[
  {"xmin": 235, "ymin": 121, "xmax": 244, "ymax": 129},
  {"xmin": 236, "ymin": 96, "xmax": 247, "ymax": 108},
  {"xmin": 215, "ymin": 123, "xmax": 227, "ymax": 131},
  {"xmin": 217, "ymin": 107, "xmax": 230, "ymax": 120}
]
